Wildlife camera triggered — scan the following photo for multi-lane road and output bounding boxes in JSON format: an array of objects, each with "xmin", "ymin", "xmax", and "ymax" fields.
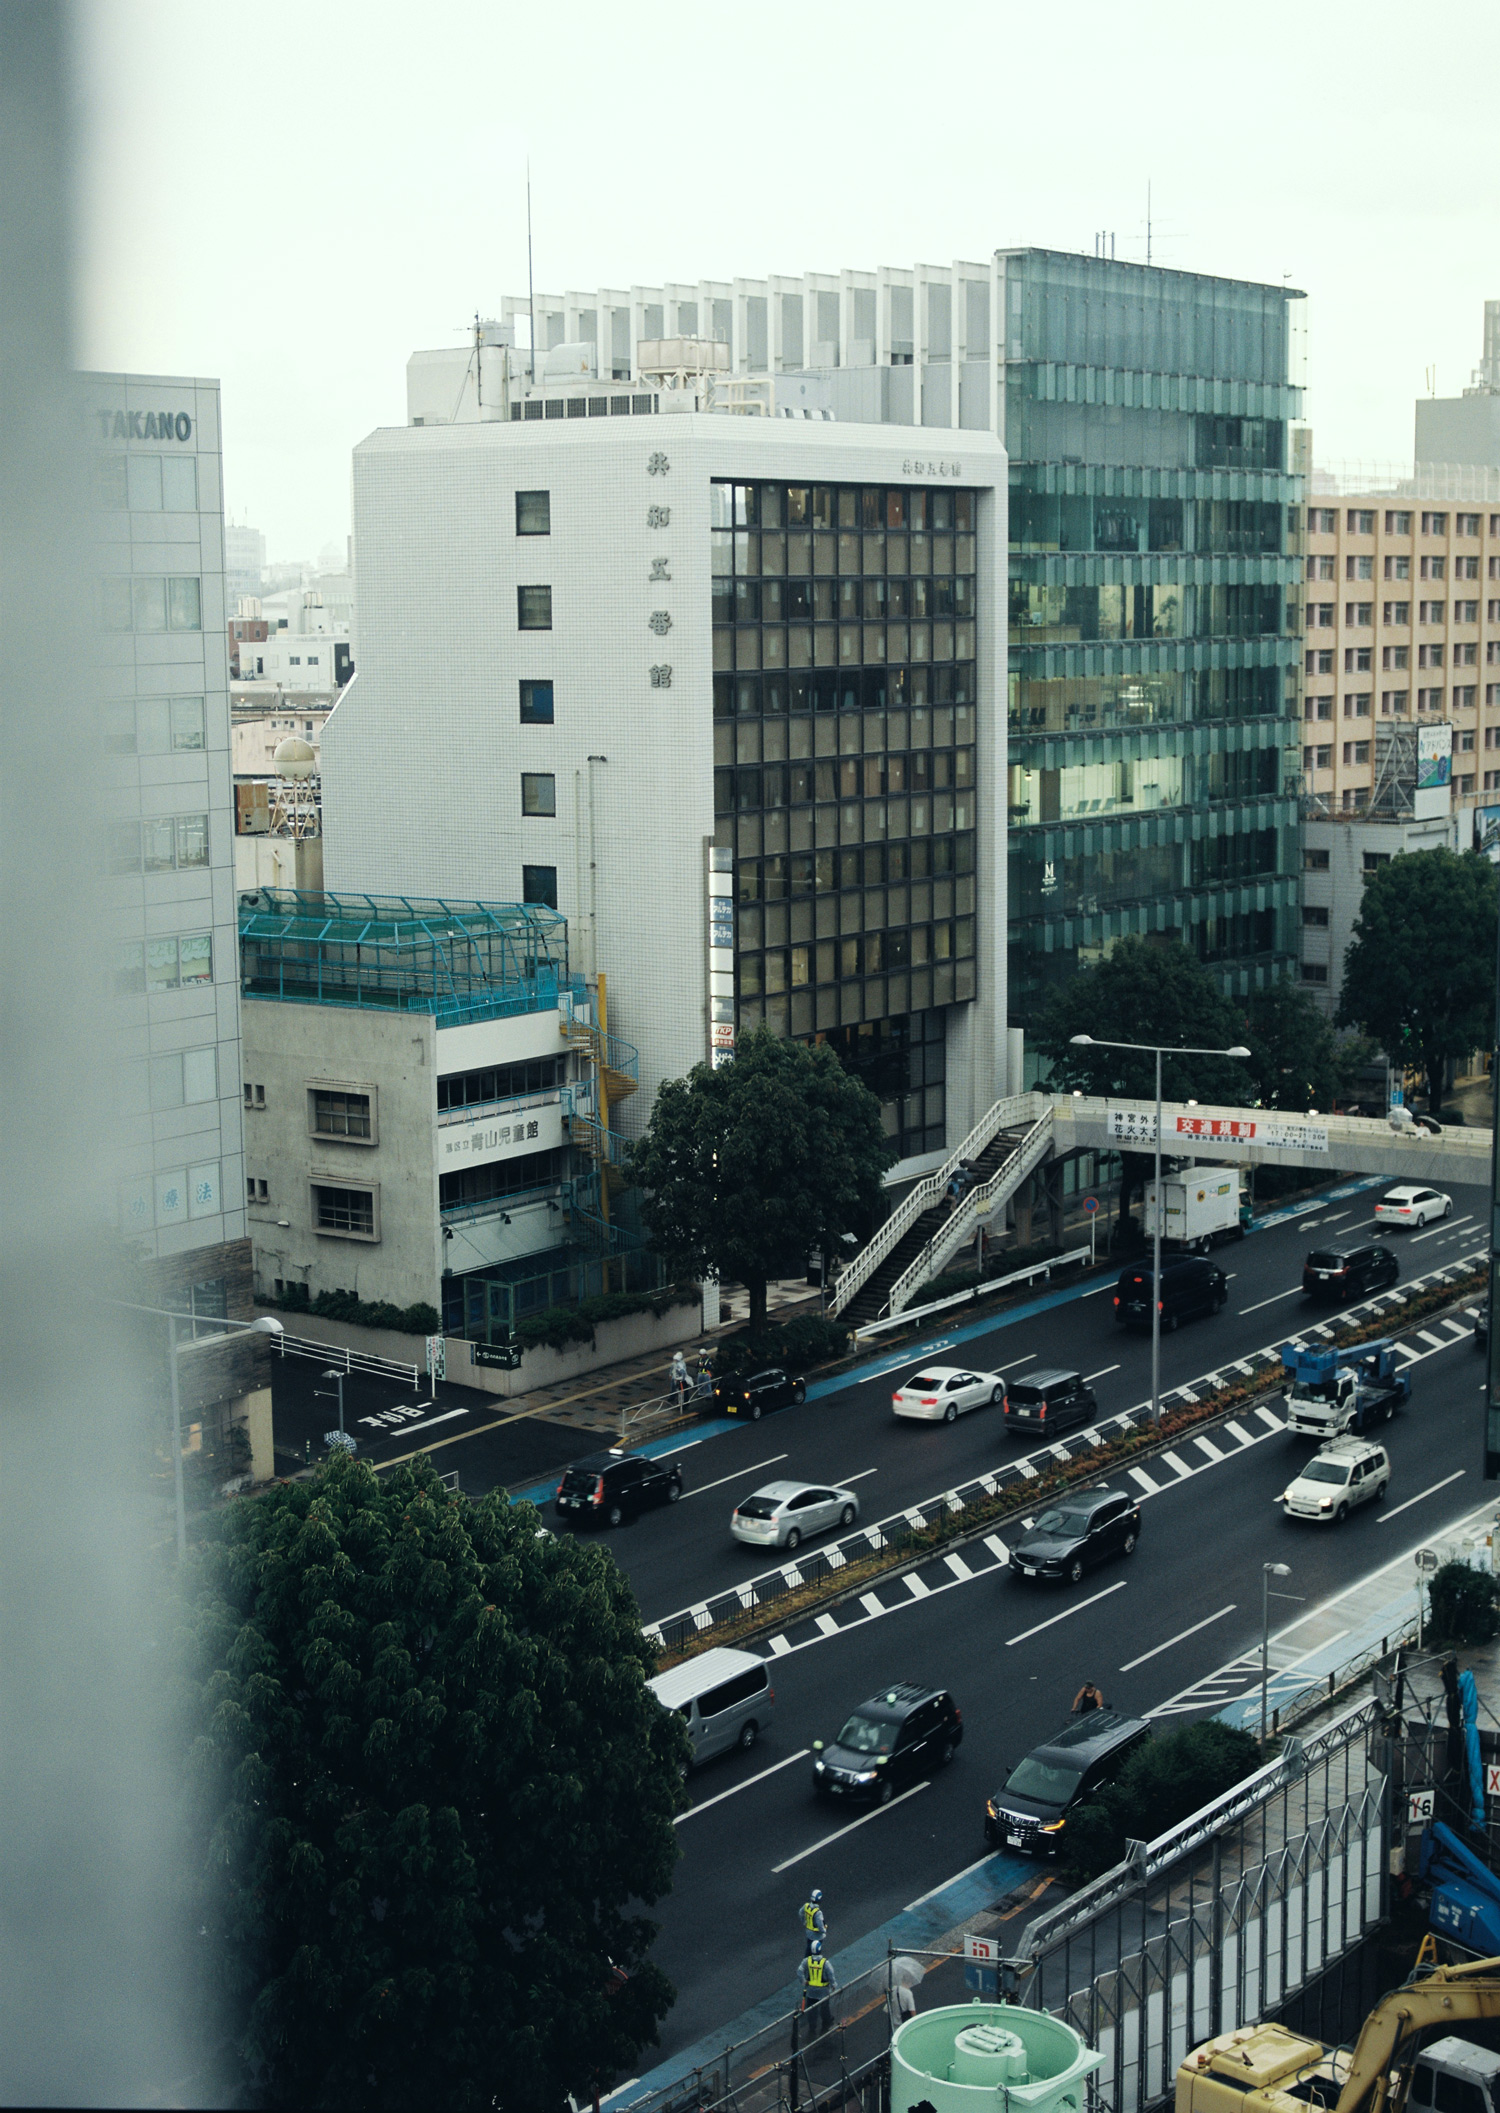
[{"xmin": 585, "ymin": 1179, "xmax": 1490, "ymax": 2060}]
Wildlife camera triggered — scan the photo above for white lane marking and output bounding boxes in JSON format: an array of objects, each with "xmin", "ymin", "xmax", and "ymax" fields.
[
  {"xmin": 1084, "ymin": 1363, "xmax": 1121, "ymax": 1383},
  {"xmin": 1160, "ymin": 1450, "xmax": 1193, "ymax": 1478},
  {"xmin": 984, "ymin": 1534, "xmax": 1010, "ymax": 1562},
  {"xmin": 1129, "ymin": 1467, "xmax": 1159, "ymax": 1495},
  {"xmin": 997, "ymin": 1352, "xmax": 1040, "ymax": 1371},
  {"xmin": 676, "ymin": 1748, "xmax": 811, "ymax": 1824},
  {"xmin": 859, "ymin": 1592, "xmax": 885, "ymax": 1617},
  {"xmin": 905, "ymin": 1573, "xmax": 932, "ymax": 1599},
  {"xmin": 1194, "ymin": 1435, "xmax": 1225, "ymax": 1462},
  {"xmin": 768, "ymin": 1634, "xmax": 792, "ymax": 1656},
  {"xmin": 905, "ymin": 1848, "xmax": 1002, "ymax": 1912},
  {"xmin": 1118, "ymin": 1604, "xmax": 1237, "ymax": 1673},
  {"xmin": 1412, "ymin": 1215, "xmax": 1475, "ymax": 1244},
  {"xmin": 842, "ymin": 1469, "xmax": 880, "ymax": 1483},
  {"xmin": 1321, "ymin": 1211, "xmax": 1351, "ymax": 1224},
  {"xmin": 815, "ymin": 1614, "xmax": 840, "ymax": 1637},
  {"xmin": 1005, "ymin": 1579, "xmax": 1127, "ymax": 1647},
  {"xmin": 1416, "ymin": 1329, "xmax": 1448, "ymax": 1349},
  {"xmin": 1377, "ymin": 1470, "xmax": 1466, "ymax": 1523},
  {"xmin": 1255, "ymin": 1405, "xmax": 1285, "ymax": 1431},
  {"xmin": 944, "ymin": 1551, "xmax": 973, "ymax": 1580},
  {"xmin": 683, "ymin": 1453, "xmax": 788, "ymax": 1499},
  {"xmin": 772, "ymin": 1780, "xmax": 930, "ymax": 1871},
  {"xmin": 1240, "ymin": 1287, "xmax": 1302, "ymax": 1314},
  {"xmin": 1079, "ymin": 1285, "xmax": 1112, "ymax": 1297},
  {"xmin": 1225, "ymin": 1420, "xmax": 1255, "ymax": 1447}
]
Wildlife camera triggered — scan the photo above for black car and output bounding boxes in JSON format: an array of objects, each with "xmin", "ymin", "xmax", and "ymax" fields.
[
  {"xmin": 554, "ymin": 1447, "xmax": 683, "ymax": 1527},
  {"xmin": 985, "ymin": 1710, "xmax": 1151, "ymax": 1855},
  {"xmin": 1302, "ymin": 1240, "xmax": 1399, "ymax": 1300},
  {"xmin": 1113, "ymin": 1256, "xmax": 1227, "ymax": 1331},
  {"xmin": 1001, "ymin": 1367, "xmax": 1097, "ymax": 1439},
  {"xmin": 812, "ymin": 1682, "xmax": 963, "ymax": 1805},
  {"xmin": 1008, "ymin": 1486, "xmax": 1141, "ymax": 1585},
  {"xmin": 713, "ymin": 1366, "xmax": 806, "ymax": 1420}
]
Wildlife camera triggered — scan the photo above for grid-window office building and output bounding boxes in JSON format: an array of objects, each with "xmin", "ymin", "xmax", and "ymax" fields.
[
  {"xmin": 87, "ymin": 373, "xmax": 262, "ymax": 1443},
  {"xmin": 321, "ymin": 412, "xmax": 1007, "ymax": 1178},
  {"xmin": 497, "ymin": 250, "xmax": 1308, "ymax": 1020}
]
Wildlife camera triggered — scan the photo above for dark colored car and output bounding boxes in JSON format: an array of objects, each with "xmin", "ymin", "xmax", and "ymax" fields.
[
  {"xmin": 1113, "ymin": 1255, "xmax": 1227, "ymax": 1331},
  {"xmin": 1302, "ymin": 1240, "xmax": 1399, "ymax": 1300},
  {"xmin": 985, "ymin": 1710, "xmax": 1151, "ymax": 1855},
  {"xmin": 1472, "ymin": 1305, "xmax": 1489, "ymax": 1351},
  {"xmin": 554, "ymin": 1446, "xmax": 683, "ymax": 1527},
  {"xmin": 812, "ymin": 1682, "xmax": 963, "ymax": 1805},
  {"xmin": 1002, "ymin": 1367, "xmax": 1097, "ymax": 1438},
  {"xmin": 713, "ymin": 1366, "xmax": 806, "ymax": 1420},
  {"xmin": 1008, "ymin": 1486, "xmax": 1141, "ymax": 1585}
]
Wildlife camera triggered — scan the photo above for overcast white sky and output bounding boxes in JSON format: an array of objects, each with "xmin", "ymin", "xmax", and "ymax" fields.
[{"xmin": 73, "ymin": 0, "xmax": 1500, "ymax": 561}]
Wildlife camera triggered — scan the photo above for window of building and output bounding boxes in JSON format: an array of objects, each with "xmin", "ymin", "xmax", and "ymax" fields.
[
  {"xmin": 1345, "ymin": 607, "xmax": 1372, "ymax": 631},
  {"xmin": 243, "ymin": 1081, "xmax": 265, "ymax": 1108},
  {"xmin": 288, "ymin": 655, "xmax": 301, "ymax": 666},
  {"xmin": 1490, "ymin": 601, "xmax": 1500, "ymax": 622},
  {"xmin": 1341, "ymin": 787, "xmax": 1369, "ymax": 812},
  {"xmin": 1456, "ymin": 600, "xmax": 1479, "ymax": 624},
  {"xmin": 1314, "ymin": 554, "xmax": 1336, "ymax": 580},
  {"xmin": 1383, "ymin": 603, "xmax": 1410, "ymax": 628},
  {"xmin": 515, "ymin": 490, "xmax": 551, "ymax": 535},
  {"xmin": 159, "ymin": 1276, "xmax": 229, "ymax": 1339},
  {"xmin": 1312, "ymin": 603, "xmax": 1334, "ymax": 627},
  {"xmin": 1419, "ymin": 644, "xmax": 1445, "ymax": 669},
  {"xmin": 107, "ymin": 812, "xmax": 210, "ymax": 873},
  {"xmin": 521, "ymin": 772, "xmax": 556, "ymax": 817},
  {"xmin": 1363, "ymin": 851, "xmax": 1391, "ymax": 872},
  {"xmin": 439, "ymin": 1145, "xmax": 568, "ymax": 1211},
  {"xmin": 1343, "ymin": 740, "xmax": 1371, "ymax": 765},
  {"xmin": 122, "ymin": 932, "xmax": 212, "ymax": 994},
  {"xmin": 1309, "ymin": 507, "xmax": 1337, "ymax": 533},
  {"xmin": 1487, "ymin": 770, "xmax": 1500, "ymax": 790},
  {"xmin": 1383, "ymin": 645, "xmax": 1410, "ymax": 669},
  {"xmin": 96, "ymin": 574, "xmax": 203, "ymax": 633},
  {"xmin": 1346, "ymin": 509, "xmax": 1374, "ymax": 534},
  {"xmin": 1303, "ymin": 847, "xmax": 1330, "ymax": 871},
  {"xmin": 437, "ymin": 1054, "xmax": 565, "ymax": 1110},
  {"xmin": 1314, "ymin": 649, "xmax": 1334, "ymax": 672},
  {"xmin": 517, "ymin": 584, "xmax": 552, "ymax": 630},
  {"xmin": 1455, "ymin": 685, "xmax": 1477, "ymax": 708},
  {"xmin": 1381, "ymin": 690, "xmax": 1410, "ymax": 714},
  {"xmin": 1346, "ymin": 555, "xmax": 1373, "ymax": 580},
  {"xmin": 1302, "ymin": 905, "xmax": 1330, "ymax": 926},
  {"xmin": 1420, "ymin": 555, "xmax": 1446, "ymax": 581},
  {"xmin": 309, "ymin": 1087, "xmax": 373, "ymax": 1141},
  {"xmin": 1385, "ymin": 554, "xmax": 1411, "ymax": 580},
  {"xmin": 1458, "ymin": 513, "xmax": 1481, "ymax": 537},
  {"xmin": 1301, "ymin": 962, "xmax": 1329, "ymax": 983},
  {"xmin": 312, "ymin": 1182, "xmax": 378, "ymax": 1239},
  {"xmin": 1344, "ymin": 648, "xmax": 1372, "ymax": 672},
  {"xmin": 1489, "ymin": 685, "xmax": 1500, "ymax": 707},
  {"xmin": 519, "ymin": 679, "xmax": 554, "ymax": 724},
  {"xmin": 1459, "ymin": 729, "xmax": 1476, "ymax": 752},
  {"xmin": 1313, "ymin": 744, "xmax": 1332, "ymax": 768},
  {"xmin": 246, "ymin": 1176, "xmax": 269, "ymax": 1204},
  {"xmin": 1456, "ymin": 555, "xmax": 1479, "ymax": 579},
  {"xmin": 1385, "ymin": 510, "xmax": 1412, "ymax": 535},
  {"xmin": 1458, "ymin": 773, "xmax": 1475, "ymax": 795},
  {"xmin": 1422, "ymin": 512, "xmax": 1448, "ymax": 536},
  {"xmin": 1417, "ymin": 600, "xmax": 1443, "ymax": 624},
  {"xmin": 1418, "ymin": 686, "xmax": 1445, "ymax": 710},
  {"xmin": 1312, "ymin": 696, "xmax": 1333, "ymax": 719},
  {"xmin": 1342, "ymin": 693, "xmax": 1372, "ymax": 717},
  {"xmin": 522, "ymin": 863, "xmax": 558, "ymax": 909},
  {"xmin": 145, "ymin": 1047, "xmax": 217, "ymax": 1109},
  {"xmin": 1490, "ymin": 515, "xmax": 1500, "ymax": 537}
]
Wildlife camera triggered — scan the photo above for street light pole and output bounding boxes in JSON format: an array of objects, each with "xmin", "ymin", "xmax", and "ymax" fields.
[
  {"xmin": 1069, "ymin": 1032, "xmax": 1250, "ymax": 1429},
  {"xmin": 1262, "ymin": 1561, "xmax": 1292, "ymax": 1748},
  {"xmin": 316, "ymin": 1367, "xmax": 346, "ymax": 1437}
]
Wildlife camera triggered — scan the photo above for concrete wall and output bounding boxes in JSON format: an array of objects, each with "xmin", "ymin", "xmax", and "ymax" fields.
[
  {"xmin": 1416, "ymin": 394, "xmax": 1500, "ymax": 472},
  {"xmin": 1301, "ymin": 810, "xmax": 1457, "ymax": 1017}
]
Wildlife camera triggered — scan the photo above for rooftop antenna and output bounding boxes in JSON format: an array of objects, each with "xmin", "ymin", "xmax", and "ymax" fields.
[{"xmin": 527, "ymin": 160, "xmax": 536, "ymax": 384}]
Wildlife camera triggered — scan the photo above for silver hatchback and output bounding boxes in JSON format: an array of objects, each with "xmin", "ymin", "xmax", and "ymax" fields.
[{"xmin": 731, "ymin": 1478, "xmax": 860, "ymax": 1552}]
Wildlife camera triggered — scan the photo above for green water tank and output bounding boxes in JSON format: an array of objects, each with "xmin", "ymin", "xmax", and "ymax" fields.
[{"xmin": 891, "ymin": 2002, "xmax": 1104, "ymax": 2113}]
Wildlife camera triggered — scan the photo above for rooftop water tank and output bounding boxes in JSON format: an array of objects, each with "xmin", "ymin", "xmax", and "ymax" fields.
[
  {"xmin": 891, "ymin": 2003, "xmax": 1104, "ymax": 2113},
  {"xmin": 272, "ymin": 735, "xmax": 317, "ymax": 781}
]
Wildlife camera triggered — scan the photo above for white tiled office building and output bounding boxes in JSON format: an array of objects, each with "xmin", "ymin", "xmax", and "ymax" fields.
[
  {"xmin": 90, "ymin": 373, "xmax": 248, "ymax": 1293},
  {"xmin": 322, "ymin": 401, "xmax": 1008, "ymax": 1174}
]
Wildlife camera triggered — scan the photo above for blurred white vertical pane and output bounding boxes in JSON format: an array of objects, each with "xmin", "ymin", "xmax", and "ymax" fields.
[
  {"xmin": 160, "ymin": 453, "xmax": 195, "ymax": 510},
  {"xmin": 125, "ymin": 450, "xmax": 160, "ymax": 509},
  {"xmin": 182, "ymin": 1046, "xmax": 216, "ymax": 1103}
]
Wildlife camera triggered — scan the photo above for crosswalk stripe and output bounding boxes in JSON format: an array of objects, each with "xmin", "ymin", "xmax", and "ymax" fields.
[
  {"xmin": 815, "ymin": 1614, "xmax": 839, "ymax": 1637},
  {"xmin": 768, "ymin": 1634, "xmax": 791, "ymax": 1656},
  {"xmin": 859, "ymin": 1593, "xmax": 885, "ymax": 1617},
  {"xmin": 984, "ymin": 1534, "xmax": 1010, "ymax": 1561},
  {"xmin": 904, "ymin": 1573, "xmax": 931, "ymax": 1599},
  {"xmin": 1255, "ymin": 1405, "xmax": 1284, "ymax": 1431},
  {"xmin": 944, "ymin": 1551, "xmax": 973, "ymax": 1581},
  {"xmin": 1417, "ymin": 1329, "xmax": 1447, "ymax": 1350},
  {"xmin": 1129, "ymin": 1466, "xmax": 1159, "ymax": 1494},
  {"xmin": 1225, "ymin": 1420, "xmax": 1255, "ymax": 1446},
  {"xmin": 1194, "ymin": 1435, "xmax": 1225, "ymax": 1462},
  {"xmin": 1161, "ymin": 1450, "xmax": 1193, "ymax": 1477}
]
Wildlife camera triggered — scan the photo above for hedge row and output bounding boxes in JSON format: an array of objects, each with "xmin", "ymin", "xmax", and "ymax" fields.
[
  {"xmin": 270, "ymin": 1284, "xmax": 441, "ymax": 1337},
  {"xmin": 515, "ymin": 1285, "xmax": 700, "ymax": 1353}
]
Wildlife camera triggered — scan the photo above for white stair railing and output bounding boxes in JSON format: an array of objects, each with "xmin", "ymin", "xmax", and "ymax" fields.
[
  {"xmin": 828, "ymin": 1090, "xmax": 1047, "ymax": 1317},
  {"xmin": 884, "ymin": 1107, "xmax": 1054, "ymax": 1317}
]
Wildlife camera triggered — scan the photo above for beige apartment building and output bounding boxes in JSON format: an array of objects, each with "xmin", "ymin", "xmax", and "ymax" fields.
[{"xmin": 1301, "ymin": 499, "xmax": 1500, "ymax": 815}]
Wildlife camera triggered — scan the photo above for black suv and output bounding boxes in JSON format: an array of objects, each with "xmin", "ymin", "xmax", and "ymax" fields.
[
  {"xmin": 1008, "ymin": 1487, "xmax": 1142, "ymax": 1584},
  {"xmin": 1303, "ymin": 1240, "xmax": 1399, "ymax": 1301},
  {"xmin": 713, "ymin": 1366, "xmax": 807, "ymax": 1420},
  {"xmin": 1114, "ymin": 1256, "xmax": 1227, "ymax": 1331},
  {"xmin": 554, "ymin": 1447, "xmax": 683, "ymax": 1527},
  {"xmin": 985, "ymin": 1710, "xmax": 1151, "ymax": 1856},
  {"xmin": 1002, "ymin": 1368, "xmax": 1097, "ymax": 1439},
  {"xmin": 812, "ymin": 1682, "xmax": 963, "ymax": 1805}
]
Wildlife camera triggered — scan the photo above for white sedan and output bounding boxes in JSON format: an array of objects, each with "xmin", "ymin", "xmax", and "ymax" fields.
[
  {"xmin": 731, "ymin": 1480, "xmax": 860, "ymax": 1552},
  {"xmin": 892, "ymin": 1364, "xmax": 1006, "ymax": 1424},
  {"xmin": 1374, "ymin": 1185, "xmax": 1452, "ymax": 1229}
]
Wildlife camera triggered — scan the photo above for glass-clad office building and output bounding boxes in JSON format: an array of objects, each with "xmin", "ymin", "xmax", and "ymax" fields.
[{"xmin": 1002, "ymin": 251, "xmax": 1305, "ymax": 1013}]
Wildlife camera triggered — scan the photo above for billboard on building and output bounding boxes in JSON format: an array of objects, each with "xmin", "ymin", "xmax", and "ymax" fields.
[
  {"xmin": 1475, "ymin": 806, "xmax": 1500, "ymax": 863},
  {"xmin": 1417, "ymin": 723, "xmax": 1453, "ymax": 790}
]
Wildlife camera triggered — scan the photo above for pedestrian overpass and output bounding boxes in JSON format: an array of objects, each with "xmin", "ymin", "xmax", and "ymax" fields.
[{"xmin": 830, "ymin": 1087, "xmax": 1492, "ymax": 1325}]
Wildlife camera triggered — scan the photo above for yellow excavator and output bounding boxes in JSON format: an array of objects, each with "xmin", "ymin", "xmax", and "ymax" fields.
[{"xmin": 1177, "ymin": 1950, "xmax": 1500, "ymax": 2113}]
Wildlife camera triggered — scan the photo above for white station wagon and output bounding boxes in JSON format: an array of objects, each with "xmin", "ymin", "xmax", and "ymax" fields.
[
  {"xmin": 892, "ymin": 1364, "xmax": 1006, "ymax": 1424},
  {"xmin": 1278, "ymin": 1435, "xmax": 1390, "ymax": 1524},
  {"xmin": 1374, "ymin": 1185, "xmax": 1452, "ymax": 1229}
]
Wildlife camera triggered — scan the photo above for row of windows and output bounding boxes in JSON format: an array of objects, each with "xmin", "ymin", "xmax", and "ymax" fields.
[
  {"xmin": 107, "ymin": 814, "xmax": 209, "ymax": 874},
  {"xmin": 740, "ymin": 921, "xmax": 975, "ymax": 993},
  {"xmin": 510, "ymin": 393, "xmax": 656, "ymax": 422},
  {"xmin": 736, "ymin": 837, "xmax": 976, "ymax": 902},
  {"xmin": 95, "ymin": 451, "xmax": 197, "ymax": 514},
  {"xmin": 712, "ymin": 483, "xmax": 975, "ymax": 533},
  {"xmin": 115, "ymin": 932, "xmax": 214, "ymax": 994},
  {"xmin": 715, "ymin": 574, "xmax": 974, "ymax": 624},
  {"xmin": 1310, "ymin": 553, "xmax": 1487, "ymax": 580},
  {"xmin": 1310, "ymin": 641, "xmax": 1480, "ymax": 672},
  {"xmin": 439, "ymin": 1145, "xmax": 568, "ymax": 1211},
  {"xmin": 716, "ymin": 753, "xmax": 974, "ymax": 815},
  {"xmin": 96, "ymin": 576, "xmax": 203, "ymax": 633},
  {"xmin": 740, "ymin": 876, "xmax": 975, "ymax": 947},
  {"xmin": 721, "ymin": 712, "xmax": 975, "ymax": 774},
  {"xmin": 716, "ymin": 619, "xmax": 976, "ymax": 671},
  {"xmin": 103, "ymin": 695, "xmax": 207, "ymax": 754},
  {"xmin": 116, "ymin": 1045, "xmax": 218, "ymax": 1114},
  {"xmin": 437, "ymin": 1054, "xmax": 566, "ymax": 1111},
  {"xmin": 1309, "ymin": 598, "xmax": 1484, "ymax": 627},
  {"xmin": 714, "ymin": 530, "xmax": 976, "ymax": 582},
  {"xmin": 715, "ymin": 664, "xmax": 975, "ymax": 718},
  {"xmin": 1306, "ymin": 508, "xmax": 1496, "ymax": 537},
  {"xmin": 738, "ymin": 963, "xmax": 975, "ymax": 1050},
  {"xmin": 1013, "ymin": 581, "xmax": 1286, "ymax": 643},
  {"xmin": 1012, "ymin": 493, "xmax": 1286, "ymax": 557}
]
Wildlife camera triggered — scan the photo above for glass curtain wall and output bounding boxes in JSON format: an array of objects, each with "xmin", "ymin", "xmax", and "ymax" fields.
[
  {"xmin": 1003, "ymin": 252, "xmax": 1304, "ymax": 1012},
  {"xmin": 712, "ymin": 478, "xmax": 980, "ymax": 1158}
]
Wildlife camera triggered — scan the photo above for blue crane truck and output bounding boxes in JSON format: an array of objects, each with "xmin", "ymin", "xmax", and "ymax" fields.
[{"xmin": 1279, "ymin": 1338, "xmax": 1410, "ymax": 1439}]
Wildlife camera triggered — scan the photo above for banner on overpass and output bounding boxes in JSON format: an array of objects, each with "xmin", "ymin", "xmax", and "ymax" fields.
[{"xmin": 1106, "ymin": 1109, "xmax": 1329, "ymax": 1153}]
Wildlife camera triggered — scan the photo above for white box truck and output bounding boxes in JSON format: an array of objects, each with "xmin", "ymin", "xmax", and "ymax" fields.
[{"xmin": 1143, "ymin": 1172, "xmax": 1247, "ymax": 1254}]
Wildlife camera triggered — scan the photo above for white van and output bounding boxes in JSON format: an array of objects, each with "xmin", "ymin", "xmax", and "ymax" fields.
[{"xmin": 648, "ymin": 1646, "xmax": 776, "ymax": 1768}]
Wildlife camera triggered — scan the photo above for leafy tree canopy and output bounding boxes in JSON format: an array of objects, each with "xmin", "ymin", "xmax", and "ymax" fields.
[
  {"xmin": 628, "ymin": 1025, "xmax": 894, "ymax": 1329},
  {"xmin": 179, "ymin": 1454, "xmax": 683, "ymax": 2111},
  {"xmin": 1033, "ymin": 937, "xmax": 1250, "ymax": 1105},
  {"xmin": 1063, "ymin": 1720, "xmax": 1262, "ymax": 1879},
  {"xmin": 1241, "ymin": 980, "xmax": 1376, "ymax": 1114},
  {"xmin": 1337, "ymin": 847, "xmax": 1497, "ymax": 1109}
]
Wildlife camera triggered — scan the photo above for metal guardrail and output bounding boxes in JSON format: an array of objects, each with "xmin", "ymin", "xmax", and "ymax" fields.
[
  {"xmin": 268, "ymin": 1330, "xmax": 419, "ymax": 1390},
  {"xmin": 828, "ymin": 1091, "xmax": 1047, "ymax": 1317},
  {"xmin": 885, "ymin": 1108, "xmax": 1055, "ymax": 1316},
  {"xmin": 854, "ymin": 1245, "xmax": 1092, "ymax": 1340}
]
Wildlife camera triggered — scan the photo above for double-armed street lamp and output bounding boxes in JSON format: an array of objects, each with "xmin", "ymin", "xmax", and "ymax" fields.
[{"xmin": 1068, "ymin": 1033, "xmax": 1251, "ymax": 1430}]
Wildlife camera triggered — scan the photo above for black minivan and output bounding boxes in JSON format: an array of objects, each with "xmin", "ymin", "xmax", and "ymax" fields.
[
  {"xmin": 1114, "ymin": 1255, "xmax": 1227, "ymax": 1331},
  {"xmin": 554, "ymin": 1447, "xmax": 683, "ymax": 1527},
  {"xmin": 985, "ymin": 1710, "xmax": 1151, "ymax": 1856}
]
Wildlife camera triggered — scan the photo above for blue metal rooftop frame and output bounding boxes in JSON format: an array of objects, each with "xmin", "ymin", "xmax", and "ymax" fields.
[{"xmin": 238, "ymin": 887, "xmax": 581, "ymax": 1025}]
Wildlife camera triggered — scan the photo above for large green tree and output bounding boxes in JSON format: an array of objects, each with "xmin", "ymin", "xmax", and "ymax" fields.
[
  {"xmin": 180, "ymin": 1453, "xmax": 683, "ymax": 2111},
  {"xmin": 1337, "ymin": 847, "xmax": 1498, "ymax": 1110},
  {"xmin": 628, "ymin": 1025, "xmax": 894, "ymax": 1330},
  {"xmin": 1241, "ymin": 979, "xmax": 1376, "ymax": 1113},
  {"xmin": 1034, "ymin": 937, "xmax": 1252, "ymax": 1230}
]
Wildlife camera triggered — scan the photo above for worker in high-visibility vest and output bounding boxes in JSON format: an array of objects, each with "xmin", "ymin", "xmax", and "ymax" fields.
[
  {"xmin": 799, "ymin": 1888, "xmax": 826, "ymax": 1952},
  {"xmin": 799, "ymin": 1939, "xmax": 837, "ymax": 2037}
]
